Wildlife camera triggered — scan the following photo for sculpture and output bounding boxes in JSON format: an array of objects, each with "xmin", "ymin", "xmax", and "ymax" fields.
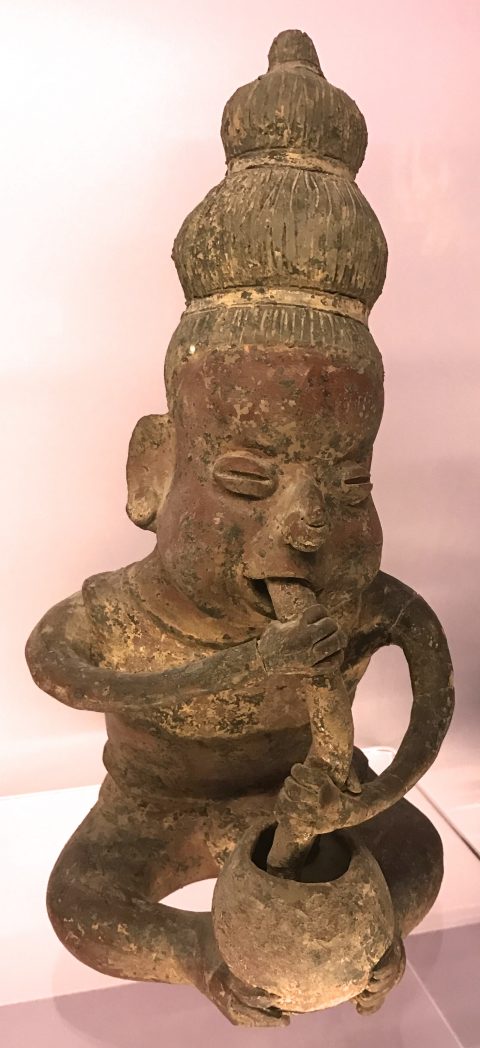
[{"xmin": 26, "ymin": 29, "xmax": 454, "ymax": 1027}]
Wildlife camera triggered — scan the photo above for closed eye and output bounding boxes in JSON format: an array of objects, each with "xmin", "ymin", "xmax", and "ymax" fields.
[
  {"xmin": 344, "ymin": 475, "xmax": 371, "ymax": 485},
  {"xmin": 342, "ymin": 474, "xmax": 372, "ymax": 504},
  {"xmin": 213, "ymin": 453, "xmax": 277, "ymax": 500}
]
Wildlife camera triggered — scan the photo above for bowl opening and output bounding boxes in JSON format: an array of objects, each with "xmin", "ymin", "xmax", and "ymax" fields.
[{"xmin": 252, "ymin": 824, "xmax": 352, "ymax": 883}]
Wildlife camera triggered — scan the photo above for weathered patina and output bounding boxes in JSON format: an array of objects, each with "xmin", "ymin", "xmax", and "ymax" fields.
[{"xmin": 26, "ymin": 29, "xmax": 454, "ymax": 1027}]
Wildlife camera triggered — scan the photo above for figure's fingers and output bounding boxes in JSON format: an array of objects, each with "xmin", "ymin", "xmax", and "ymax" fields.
[
  {"xmin": 228, "ymin": 993, "xmax": 290, "ymax": 1027},
  {"xmin": 232, "ymin": 983, "xmax": 283, "ymax": 1012},
  {"xmin": 289, "ymin": 762, "xmax": 325, "ymax": 790},
  {"xmin": 303, "ymin": 753, "xmax": 333, "ymax": 775},
  {"xmin": 372, "ymin": 938, "xmax": 405, "ymax": 980},
  {"xmin": 210, "ymin": 967, "xmax": 290, "ymax": 1028},
  {"xmin": 300, "ymin": 603, "xmax": 329, "ymax": 624},
  {"xmin": 282, "ymin": 790, "xmax": 327, "ymax": 831},
  {"xmin": 281, "ymin": 779, "xmax": 312, "ymax": 806},
  {"xmin": 371, "ymin": 969, "xmax": 394, "ymax": 987},
  {"xmin": 288, "ymin": 762, "xmax": 339, "ymax": 809},
  {"xmin": 227, "ymin": 972, "xmax": 281, "ymax": 1010},
  {"xmin": 355, "ymin": 991, "xmax": 386, "ymax": 1015},
  {"xmin": 312, "ymin": 631, "xmax": 346, "ymax": 662},
  {"xmin": 277, "ymin": 784, "xmax": 320, "ymax": 828},
  {"xmin": 307, "ymin": 616, "xmax": 338, "ymax": 639}
]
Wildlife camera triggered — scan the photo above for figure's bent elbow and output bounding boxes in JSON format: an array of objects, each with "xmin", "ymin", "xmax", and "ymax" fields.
[{"xmin": 25, "ymin": 594, "xmax": 101, "ymax": 713}]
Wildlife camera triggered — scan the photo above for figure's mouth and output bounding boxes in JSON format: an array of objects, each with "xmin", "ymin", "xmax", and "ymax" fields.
[
  {"xmin": 245, "ymin": 576, "xmax": 316, "ymax": 618},
  {"xmin": 246, "ymin": 577, "xmax": 276, "ymax": 616}
]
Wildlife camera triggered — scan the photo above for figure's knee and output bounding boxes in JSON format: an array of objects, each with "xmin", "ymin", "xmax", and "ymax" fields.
[
  {"xmin": 399, "ymin": 807, "xmax": 444, "ymax": 934},
  {"xmin": 356, "ymin": 797, "xmax": 444, "ymax": 936},
  {"xmin": 46, "ymin": 824, "xmax": 120, "ymax": 972},
  {"xmin": 46, "ymin": 799, "xmax": 214, "ymax": 982}
]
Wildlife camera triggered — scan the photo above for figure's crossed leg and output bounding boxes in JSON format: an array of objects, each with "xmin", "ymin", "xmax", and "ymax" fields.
[
  {"xmin": 47, "ymin": 767, "xmax": 443, "ymax": 1024},
  {"xmin": 47, "ymin": 784, "xmax": 213, "ymax": 986},
  {"xmin": 47, "ymin": 777, "xmax": 286, "ymax": 1026}
]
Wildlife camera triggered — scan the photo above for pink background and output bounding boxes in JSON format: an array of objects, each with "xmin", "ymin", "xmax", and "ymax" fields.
[{"xmin": 1, "ymin": 0, "xmax": 479, "ymax": 793}]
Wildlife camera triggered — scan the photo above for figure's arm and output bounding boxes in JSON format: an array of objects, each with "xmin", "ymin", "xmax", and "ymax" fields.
[
  {"xmin": 274, "ymin": 572, "xmax": 454, "ymax": 835},
  {"xmin": 25, "ymin": 593, "xmax": 268, "ymax": 714},
  {"xmin": 26, "ymin": 590, "xmax": 342, "ymax": 718},
  {"xmin": 346, "ymin": 573, "xmax": 454, "ymax": 821}
]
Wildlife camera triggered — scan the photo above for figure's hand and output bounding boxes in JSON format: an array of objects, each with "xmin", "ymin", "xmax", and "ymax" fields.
[
  {"xmin": 274, "ymin": 755, "xmax": 360, "ymax": 837},
  {"xmin": 197, "ymin": 933, "xmax": 289, "ymax": 1027},
  {"xmin": 353, "ymin": 936, "xmax": 406, "ymax": 1014},
  {"xmin": 257, "ymin": 605, "xmax": 346, "ymax": 677}
]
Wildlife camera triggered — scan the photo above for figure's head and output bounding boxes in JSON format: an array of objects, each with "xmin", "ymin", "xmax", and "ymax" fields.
[
  {"xmin": 127, "ymin": 342, "xmax": 383, "ymax": 638},
  {"xmin": 126, "ymin": 29, "xmax": 388, "ymax": 641}
]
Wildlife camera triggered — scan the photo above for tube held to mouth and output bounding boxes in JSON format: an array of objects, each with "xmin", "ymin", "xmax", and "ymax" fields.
[
  {"xmin": 265, "ymin": 578, "xmax": 355, "ymax": 878},
  {"xmin": 264, "ymin": 578, "xmax": 318, "ymax": 620}
]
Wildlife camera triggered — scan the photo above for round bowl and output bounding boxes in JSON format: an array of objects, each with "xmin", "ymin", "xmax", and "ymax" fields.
[{"xmin": 212, "ymin": 821, "xmax": 395, "ymax": 1012}]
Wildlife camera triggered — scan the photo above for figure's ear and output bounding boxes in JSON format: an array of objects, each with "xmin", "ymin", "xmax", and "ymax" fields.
[{"xmin": 126, "ymin": 414, "xmax": 174, "ymax": 531}]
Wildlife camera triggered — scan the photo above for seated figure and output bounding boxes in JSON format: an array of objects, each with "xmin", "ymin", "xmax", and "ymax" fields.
[{"xmin": 26, "ymin": 30, "xmax": 453, "ymax": 1027}]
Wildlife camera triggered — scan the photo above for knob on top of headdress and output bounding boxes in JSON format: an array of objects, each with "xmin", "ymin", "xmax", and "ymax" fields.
[
  {"xmin": 221, "ymin": 29, "xmax": 368, "ymax": 176},
  {"xmin": 267, "ymin": 28, "xmax": 323, "ymax": 71}
]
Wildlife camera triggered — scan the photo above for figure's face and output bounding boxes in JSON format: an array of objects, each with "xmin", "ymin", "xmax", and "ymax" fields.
[{"xmin": 157, "ymin": 346, "xmax": 383, "ymax": 637}]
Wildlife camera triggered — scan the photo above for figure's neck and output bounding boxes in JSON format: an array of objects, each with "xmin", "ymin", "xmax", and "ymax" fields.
[{"xmin": 128, "ymin": 552, "xmax": 261, "ymax": 647}]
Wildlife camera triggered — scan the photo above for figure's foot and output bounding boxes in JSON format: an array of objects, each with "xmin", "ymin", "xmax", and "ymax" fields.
[
  {"xmin": 198, "ymin": 932, "xmax": 289, "ymax": 1027},
  {"xmin": 353, "ymin": 937, "xmax": 406, "ymax": 1015},
  {"xmin": 205, "ymin": 962, "xmax": 290, "ymax": 1027}
]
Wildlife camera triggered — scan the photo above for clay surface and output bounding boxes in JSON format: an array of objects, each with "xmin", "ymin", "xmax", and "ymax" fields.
[{"xmin": 26, "ymin": 29, "xmax": 454, "ymax": 1028}]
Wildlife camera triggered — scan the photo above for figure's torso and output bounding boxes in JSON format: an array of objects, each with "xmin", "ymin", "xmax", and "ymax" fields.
[{"xmin": 82, "ymin": 564, "xmax": 372, "ymax": 799}]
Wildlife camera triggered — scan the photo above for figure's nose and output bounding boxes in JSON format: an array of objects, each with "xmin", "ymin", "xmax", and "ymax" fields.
[{"xmin": 281, "ymin": 477, "xmax": 328, "ymax": 553}]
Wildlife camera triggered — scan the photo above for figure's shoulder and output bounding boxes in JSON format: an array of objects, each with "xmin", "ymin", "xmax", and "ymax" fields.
[
  {"xmin": 364, "ymin": 570, "xmax": 416, "ymax": 607},
  {"xmin": 343, "ymin": 573, "xmax": 418, "ymax": 672},
  {"xmin": 82, "ymin": 563, "xmax": 142, "ymax": 632},
  {"xmin": 81, "ymin": 563, "xmax": 142, "ymax": 664},
  {"xmin": 81, "ymin": 562, "xmax": 196, "ymax": 670},
  {"xmin": 82, "ymin": 564, "xmax": 130, "ymax": 615},
  {"xmin": 357, "ymin": 571, "xmax": 418, "ymax": 634}
]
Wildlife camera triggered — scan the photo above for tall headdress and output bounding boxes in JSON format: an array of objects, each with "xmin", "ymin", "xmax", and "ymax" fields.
[{"xmin": 165, "ymin": 29, "xmax": 387, "ymax": 394}]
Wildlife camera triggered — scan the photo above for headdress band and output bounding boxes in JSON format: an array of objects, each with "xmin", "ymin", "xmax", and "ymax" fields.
[
  {"xmin": 228, "ymin": 151, "xmax": 354, "ymax": 181},
  {"xmin": 184, "ymin": 286, "xmax": 369, "ymax": 326}
]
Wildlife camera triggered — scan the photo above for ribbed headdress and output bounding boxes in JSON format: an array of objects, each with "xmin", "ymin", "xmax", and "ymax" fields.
[{"xmin": 165, "ymin": 29, "xmax": 386, "ymax": 395}]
